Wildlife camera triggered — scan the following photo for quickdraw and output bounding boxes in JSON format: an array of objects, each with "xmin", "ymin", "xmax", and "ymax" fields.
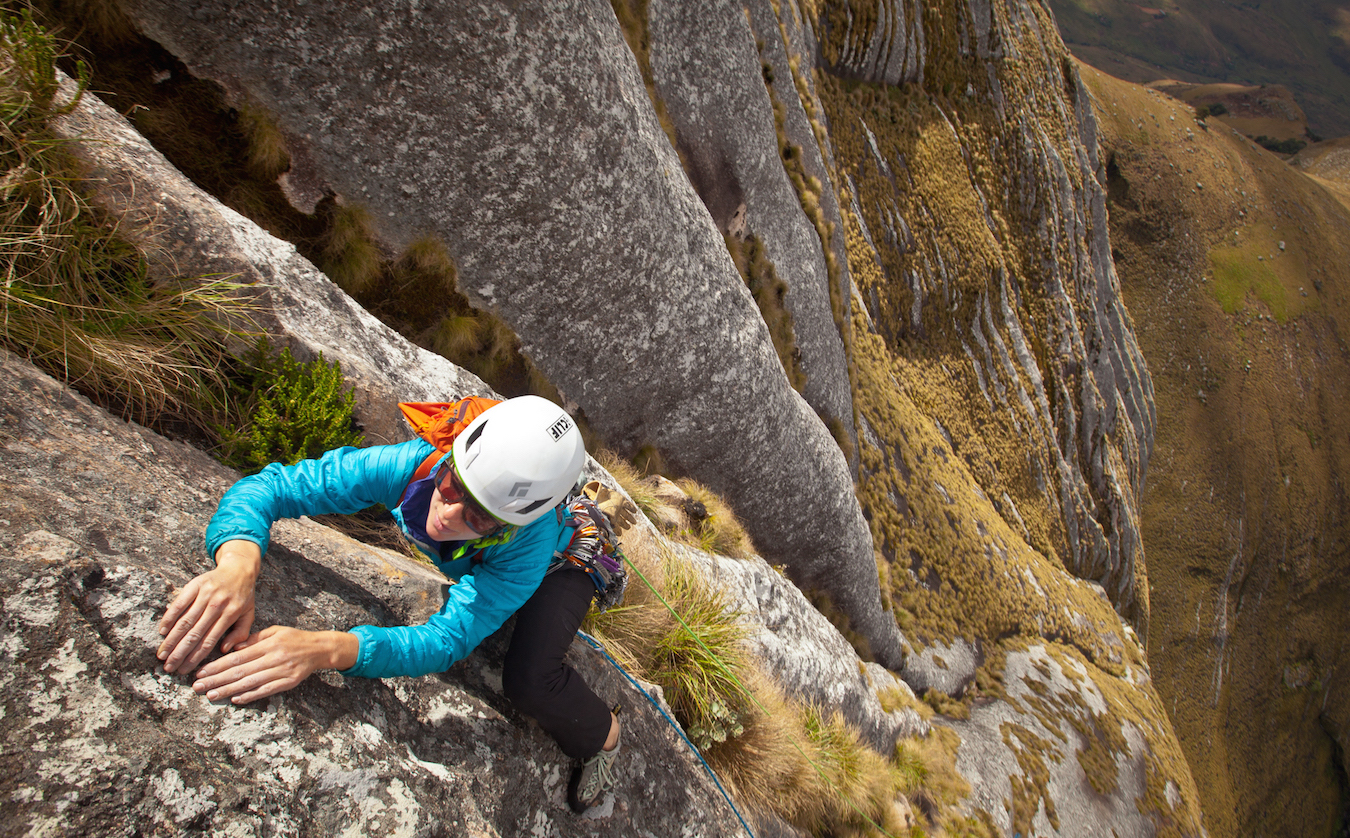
[{"xmin": 549, "ymin": 494, "xmax": 628, "ymax": 612}]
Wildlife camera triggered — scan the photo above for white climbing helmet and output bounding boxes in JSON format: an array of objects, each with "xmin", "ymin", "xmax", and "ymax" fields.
[{"xmin": 452, "ymin": 395, "xmax": 586, "ymax": 526}]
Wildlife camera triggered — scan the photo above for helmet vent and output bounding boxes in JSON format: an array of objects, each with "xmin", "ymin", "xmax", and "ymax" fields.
[
  {"xmin": 464, "ymin": 420, "xmax": 488, "ymax": 451},
  {"xmin": 518, "ymin": 498, "xmax": 550, "ymax": 514}
]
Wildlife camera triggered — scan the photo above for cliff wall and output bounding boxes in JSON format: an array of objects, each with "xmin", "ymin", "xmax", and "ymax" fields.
[
  {"xmin": 0, "ymin": 347, "xmax": 753, "ymax": 837},
  {"xmin": 1084, "ymin": 62, "xmax": 1350, "ymax": 838}
]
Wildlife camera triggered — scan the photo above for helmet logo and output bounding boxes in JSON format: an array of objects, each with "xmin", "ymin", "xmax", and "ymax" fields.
[
  {"xmin": 509, "ymin": 481, "xmax": 533, "ymax": 497},
  {"xmin": 546, "ymin": 416, "xmax": 573, "ymax": 441}
]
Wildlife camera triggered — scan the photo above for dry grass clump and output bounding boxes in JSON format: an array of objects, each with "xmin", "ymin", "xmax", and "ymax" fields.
[
  {"xmin": 672, "ymin": 478, "xmax": 755, "ymax": 558},
  {"xmin": 237, "ymin": 100, "xmax": 290, "ymax": 181},
  {"xmin": 591, "ymin": 448, "xmax": 755, "ymax": 559},
  {"xmin": 319, "ymin": 202, "xmax": 384, "ymax": 295},
  {"xmin": 592, "ymin": 449, "xmax": 662, "ymax": 521},
  {"xmin": 707, "ymin": 670, "xmax": 915, "ymax": 836},
  {"xmin": 587, "ymin": 531, "xmax": 934, "ymax": 836},
  {"xmin": 316, "ymin": 217, "xmax": 561, "ymax": 401},
  {"xmin": 724, "ymin": 232, "xmax": 806, "ymax": 392},
  {"xmin": 922, "ymin": 688, "xmax": 970, "ymax": 721},
  {"xmin": 0, "ymin": 11, "xmax": 251, "ymax": 426}
]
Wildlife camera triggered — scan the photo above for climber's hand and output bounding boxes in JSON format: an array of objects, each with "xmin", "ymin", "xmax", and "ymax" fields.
[
  {"xmin": 157, "ymin": 540, "xmax": 261, "ymax": 674},
  {"xmin": 191, "ymin": 625, "xmax": 358, "ymax": 705}
]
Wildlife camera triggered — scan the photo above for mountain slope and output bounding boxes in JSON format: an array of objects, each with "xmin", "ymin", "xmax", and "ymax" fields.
[
  {"xmin": 1081, "ymin": 60, "xmax": 1350, "ymax": 838},
  {"xmin": 1049, "ymin": 0, "xmax": 1350, "ymax": 138}
]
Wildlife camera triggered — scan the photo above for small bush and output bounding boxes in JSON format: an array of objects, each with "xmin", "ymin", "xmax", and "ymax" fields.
[
  {"xmin": 216, "ymin": 340, "xmax": 363, "ymax": 473},
  {"xmin": 1254, "ymin": 135, "xmax": 1307, "ymax": 155}
]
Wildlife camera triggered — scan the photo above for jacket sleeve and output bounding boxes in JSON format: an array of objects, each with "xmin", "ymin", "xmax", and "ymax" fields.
[
  {"xmin": 204, "ymin": 439, "xmax": 432, "ymax": 561},
  {"xmin": 341, "ymin": 511, "xmax": 568, "ymax": 679}
]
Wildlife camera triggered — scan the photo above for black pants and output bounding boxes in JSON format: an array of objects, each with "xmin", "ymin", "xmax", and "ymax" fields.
[{"xmin": 501, "ymin": 567, "xmax": 612, "ymax": 759}]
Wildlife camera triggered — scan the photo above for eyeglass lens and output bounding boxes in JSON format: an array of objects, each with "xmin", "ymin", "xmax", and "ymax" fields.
[{"xmin": 437, "ymin": 465, "xmax": 501, "ymax": 535}]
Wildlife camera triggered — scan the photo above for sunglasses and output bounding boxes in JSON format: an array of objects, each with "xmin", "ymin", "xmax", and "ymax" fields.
[{"xmin": 433, "ymin": 462, "xmax": 504, "ymax": 536}]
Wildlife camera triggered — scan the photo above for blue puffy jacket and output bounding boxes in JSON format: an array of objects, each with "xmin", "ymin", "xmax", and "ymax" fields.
[{"xmin": 204, "ymin": 438, "xmax": 571, "ymax": 679}]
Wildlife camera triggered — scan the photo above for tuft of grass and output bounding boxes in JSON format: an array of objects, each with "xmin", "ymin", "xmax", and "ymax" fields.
[
  {"xmin": 631, "ymin": 443, "xmax": 668, "ymax": 478},
  {"xmin": 0, "ymin": 10, "xmax": 253, "ymax": 427},
  {"xmin": 607, "ymin": 0, "xmax": 681, "ymax": 156},
  {"xmin": 237, "ymin": 101, "xmax": 290, "ymax": 181},
  {"xmin": 893, "ymin": 740, "xmax": 930, "ymax": 794},
  {"xmin": 431, "ymin": 312, "xmax": 485, "ymax": 358},
  {"xmin": 31, "ymin": 0, "xmax": 139, "ymax": 49},
  {"xmin": 803, "ymin": 704, "xmax": 915, "ymax": 837},
  {"xmin": 587, "ymin": 541, "xmax": 754, "ymax": 751},
  {"xmin": 724, "ymin": 232, "xmax": 806, "ymax": 392},
  {"xmin": 395, "ymin": 234, "xmax": 457, "ymax": 292},
  {"xmin": 824, "ymin": 411, "xmax": 856, "ymax": 463},
  {"xmin": 593, "ymin": 449, "xmax": 662, "ymax": 521},
  {"xmin": 674, "ymin": 478, "xmax": 755, "ymax": 559},
  {"xmin": 878, "ymin": 683, "xmax": 932, "ymax": 721},
  {"xmin": 591, "ymin": 449, "xmax": 756, "ymax": 559},
  {"xmin": 319, "ymin": 202, "xmax": 383, "ymax": 295},
  {"xmin": 586, "ymin": 532, "xmax": 935, "ymax": 835},
  {"xmin": 922, "ymin": 688, "xmax": 970, "ymax": 720}
]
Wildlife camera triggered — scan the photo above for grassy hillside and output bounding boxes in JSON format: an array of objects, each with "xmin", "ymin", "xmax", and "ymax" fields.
[
  {"xmin": 1080, "ymin": 60, "xmax": 1350, "ymax": 837},
  {"xmin": 1049, "ymin": 0, "xmax": 1350, "ymax": 138}
]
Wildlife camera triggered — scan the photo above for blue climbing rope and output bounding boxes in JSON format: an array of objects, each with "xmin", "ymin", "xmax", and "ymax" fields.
[{"xmin": 575, "ymin": 629, "xmax": 757, "ymax": 838}]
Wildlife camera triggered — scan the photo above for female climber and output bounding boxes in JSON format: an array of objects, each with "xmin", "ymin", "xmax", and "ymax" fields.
[{"xmin": 154, "ymin": 395, "xmax": 632, "ymax": 812}]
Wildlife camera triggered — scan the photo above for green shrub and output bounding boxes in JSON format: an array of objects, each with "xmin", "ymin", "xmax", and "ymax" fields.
[
  {"xmin": 217, "ymin": 341, "xmax": 363, "ymax": 472},
  {"xmin": 1254, "ymin": 135, "xmax": 1307, "ymax": 155}
]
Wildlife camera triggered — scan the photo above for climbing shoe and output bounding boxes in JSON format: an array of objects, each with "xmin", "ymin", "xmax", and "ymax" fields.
[{"xmin": 567, "ymin": 731, "xmax": 621, "ymax": 813}]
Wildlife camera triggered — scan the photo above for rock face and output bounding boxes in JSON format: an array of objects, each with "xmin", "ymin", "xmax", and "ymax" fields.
[
  {"xmin": 0, "ymin": 348, "xmax": 750, "ymax": 837},
  {"xmin": 48, "ymin": 72, "xmax": 488, "ymax": 449},
  {"xmin": 670, "ymin": 539, "xmax": 928, "ymax": 753},
  {"xmin": 32, "ymin": 72, "xmax": 920, "ymax": 828},
  {"xmin": 113, "ymin": 0, "xmax": 906, "ymax": 671},
  {"xmin": 948, "ymin": 644, "xmax": 1182, "ymax": 838},
  {"xmin": 646, "ymin": 0, "xmax": 857, "ymax": 443}
]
